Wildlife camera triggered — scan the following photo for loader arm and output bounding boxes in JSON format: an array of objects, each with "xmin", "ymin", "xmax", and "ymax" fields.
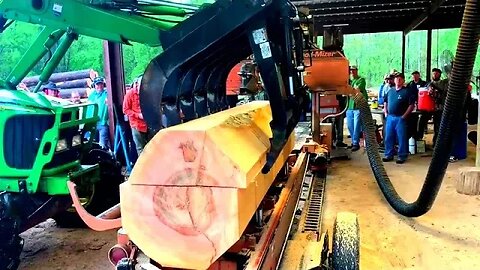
[
  {"xmin": 0, "ymin": 0, "xmax": 199, "ymax": 88},
  {"xmin": 0, "ymin": 0, "xmax": 308, "ymax": 172}
]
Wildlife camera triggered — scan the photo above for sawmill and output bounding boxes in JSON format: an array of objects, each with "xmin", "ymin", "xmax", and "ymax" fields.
[{"xmin": 0, "ymin": 0, "xmax": 479, "ymax": 270}]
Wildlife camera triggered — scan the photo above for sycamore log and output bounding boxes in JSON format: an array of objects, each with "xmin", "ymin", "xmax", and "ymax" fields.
[
  {"xmin": 22, "ymin": 69, "xmax": 98, "ymax": 87},
  {"xmin": 120, "ymin": 101, "xmax": 295, "ymax": 269}
]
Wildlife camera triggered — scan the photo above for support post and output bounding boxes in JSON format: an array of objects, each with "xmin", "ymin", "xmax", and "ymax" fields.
[
  {"xmin": 401, "ymin": 33, "xmax": 406, "ymax": 74},
  {"xmin": 312, "ymin": 92, "xmax": 321, "ymax": 143},
  {"xmin": 102, "ymin": 41, "xmax": 127, "ymax": 146},
  {"xmin": 476, "ymin": 100, "xmax": 480, "ymax": 167},
  {"xmin": 426, "ymin": 29, "xmax": 432, "ymax": 78}
]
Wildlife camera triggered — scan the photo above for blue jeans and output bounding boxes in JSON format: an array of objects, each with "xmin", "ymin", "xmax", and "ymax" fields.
[
  {"xmin": 97, "ymin": 124, "xmax": 111, "ymax": 150},
  {"xmin": 346, "ymin": 109, "xmax": 362, "ymax": 146},
  {"xmin": 385, "ymin": 115, "xmax": 408, "ymax": 160},
  {"xmin": 131, "ymin": 128, "xmax": 152, "ymax": 155}
]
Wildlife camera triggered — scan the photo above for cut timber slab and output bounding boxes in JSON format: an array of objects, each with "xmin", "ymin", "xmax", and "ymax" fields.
[
  {"xmin": 129, "ymin": 101, "xmax": 272, "ymax": 188},
  {"xmin": 120, "ymin": 180, "xmax": 257, "ymax": 269},
  {"xmin": 457, "ymin": 167, "xmax": 480, "ymax": 195},
  {"xmin": 121, "ymin": 101, "xmax": 296, "ymax": 269}
]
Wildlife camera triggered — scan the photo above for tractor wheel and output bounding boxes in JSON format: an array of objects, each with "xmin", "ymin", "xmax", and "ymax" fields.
[
  {"xmin": 332, "ymin": 212, "xmax": 360, "ymax": 270},
  {"xmin": 54, "ymin": 147, "xmax": 124, "ymax": 228},
  {"xmin": 0, "ymin": 194, "xmax": 23, "ymax": 270}
]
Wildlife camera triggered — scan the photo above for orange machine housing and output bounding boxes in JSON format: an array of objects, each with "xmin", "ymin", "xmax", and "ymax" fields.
[
  {"xmin": 318, "ymin": 95, "xmax": 340, "ymax": 119},
  {"xmin": 226, "ymin": 63, "xmax": 242, "ymax": 96},
  {"xmin": 303, "ymin": 50, "xmax": 351, "ymax": 95}
]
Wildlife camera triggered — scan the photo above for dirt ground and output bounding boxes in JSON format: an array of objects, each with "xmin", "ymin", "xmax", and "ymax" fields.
[
  {"xmin": 18, "ymin": 134, "xmax": 480, "ymax": 270},
  {"xmin": 322, "ymin": 134, "xmax": 480, "ymax": 270}
]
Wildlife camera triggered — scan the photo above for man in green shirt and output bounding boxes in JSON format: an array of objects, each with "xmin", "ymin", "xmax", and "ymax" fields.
[
  {"xmin": 87, "ymin": 76, "xmax": 110, "ymax": 150},
  {"xmin": 346, "ymin": 66, "xmax": 368, "ymax": 151}
]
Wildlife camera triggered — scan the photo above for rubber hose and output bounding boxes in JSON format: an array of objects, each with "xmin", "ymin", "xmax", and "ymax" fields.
[{"xmin": 353, "ymin": 0, "xmax": 479, "ymax": 217}]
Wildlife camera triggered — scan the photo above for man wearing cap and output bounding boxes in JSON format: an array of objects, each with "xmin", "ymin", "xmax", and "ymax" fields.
[
  {"xmin": 378, "ymin": 74, "xmax": 394, "ymax": 106},
  {"xmin": 424, "ymin": 68, "xmax": 448, "ymax": 146},
  {"xmin": 123, "ymin": 76, "xmax": 151, "ymax": 155},
  {"xmin": 87, "ymin": 76, "xmax": 111, "ymax": 150},
  {"xmin": 383, "ymin": 73, "xmax": 416, "ymax": 164},
  {"xmin": 42, "ymin": 82, "xmax": 60, "ymax": 98},
  {"xmin": 407, "ymin": 71, "xmax": 427, "ymax": 94},
  {"xmin": 347, "ymin": 65, "xmax": 368, "ymax": 151}
]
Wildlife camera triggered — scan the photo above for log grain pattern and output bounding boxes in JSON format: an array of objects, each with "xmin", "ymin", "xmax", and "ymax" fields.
[{"xmin": 120, "ymin": 101, "xmax": 295, "ymax": 269}]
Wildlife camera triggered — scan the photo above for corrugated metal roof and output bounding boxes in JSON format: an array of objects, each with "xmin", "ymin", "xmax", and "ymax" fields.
[{"xmin": 291, "ymin": 0, "xmax": 466, "ymax": 35}]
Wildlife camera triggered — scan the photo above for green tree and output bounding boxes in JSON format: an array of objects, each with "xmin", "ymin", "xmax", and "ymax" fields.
[{"xmin": 1, "ymin": 22, "xmax": 479, "ymax": 91}]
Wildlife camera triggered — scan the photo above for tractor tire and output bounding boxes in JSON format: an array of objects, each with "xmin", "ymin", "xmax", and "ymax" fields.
[
  {"xmin": 0, "ymin": 199, "xmax": 23, "ymax": 270},
  {"xmin": 54, "ymin": 147, "xmax": 124, "ymax": 228},
  {"xmin": 332, "ymin": 212, "xmax": 360, "ymax": 270}
]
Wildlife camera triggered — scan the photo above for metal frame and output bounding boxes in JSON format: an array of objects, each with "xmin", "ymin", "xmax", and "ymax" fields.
[
  {"xmin": 291, "ymin": 0, "xmax": 466, "ymax": 35},
  {"xmin": 404, "ymin": 0, "xmax": 447, "ymax": 35}
]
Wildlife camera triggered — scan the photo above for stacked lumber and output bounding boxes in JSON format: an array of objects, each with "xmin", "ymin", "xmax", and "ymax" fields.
[
  {"xmin": 120, "ymin": 101, "xmax": 295, "ymax": 269},
  {"xmin": 22, "ymin": 69, "xmax": 98, "ymax": 99}
]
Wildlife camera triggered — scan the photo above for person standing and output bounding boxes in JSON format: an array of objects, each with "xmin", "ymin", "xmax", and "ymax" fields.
[
  {"xmin": 406, "ymin": 71, "xmax": 427, "ymax": 140},
  {"xmin": 123, "ymin": 76, "xmax": 151, "ymax": 155},
  {"xmin": 428, "ymin": 68, "xmax": 449, "ymax": 147},
  {"xmin": 378, "ymin": 74, "xmax": 394, "ymax": 106},
  {"xmin": 87, "ymin": 76, "xmax": 111, "ymax": 150},
  {"xmin": 417, "ymin": 69, "xmax": 445, "ymax": 142},
  {"xmin": 42, "ymin": 82, "xmax": 60, "ymax": 98},
  {"xmin": 346, "ymin": 66, "xmax": 367, "ymax": 151},
  {"xmin": 383, "ymin": 73, "xmax": 415, "ymax": 164},
  {"xmin": 407, "ymin": 71, "xmax": 427, "ymax": 96}
]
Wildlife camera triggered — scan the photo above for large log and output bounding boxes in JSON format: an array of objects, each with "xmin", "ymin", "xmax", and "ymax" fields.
[
  {"xmin": 55, "ymin": 78, "xmax": 93, "ymax": 89},
  {"xmin": 120, "ymin": 101, "xmax": 296, "ymax": 269},
  {"xmin": 58, "ymin": 88, "xmax": 89, "ymax": 99},
  {"xmin": 457, "ymin": 167, "xmax": 480, "ymax": 195},
  {"xmin": 22, "ymin": 69, "xmax": 98, "ymax": 86}
]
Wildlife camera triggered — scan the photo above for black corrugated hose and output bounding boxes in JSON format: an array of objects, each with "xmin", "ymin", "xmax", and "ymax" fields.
[{"xmin": 353, "ymin": 0, "xmax": 479, "ymax": 217}]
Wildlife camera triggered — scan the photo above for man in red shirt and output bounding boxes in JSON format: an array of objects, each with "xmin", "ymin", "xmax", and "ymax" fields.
[{"xmin": 123, "ymin": 76, "xmax": 151, "ymax": 155}]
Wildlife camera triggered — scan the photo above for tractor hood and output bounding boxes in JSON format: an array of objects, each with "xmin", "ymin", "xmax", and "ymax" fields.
[{"xmin": 0, "ymin": 89, "xmax": 60, "ymax": 111}]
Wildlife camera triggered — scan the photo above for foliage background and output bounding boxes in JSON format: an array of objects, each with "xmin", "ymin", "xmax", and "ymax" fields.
[{"xmin": 1, "ymin": 22, "xmax": 479, "ymax": 88}]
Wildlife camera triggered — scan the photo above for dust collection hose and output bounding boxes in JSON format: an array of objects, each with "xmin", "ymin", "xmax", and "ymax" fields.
[{"xmin": 353, "ymin": 0, "xmax": 479, "ymax": 218}]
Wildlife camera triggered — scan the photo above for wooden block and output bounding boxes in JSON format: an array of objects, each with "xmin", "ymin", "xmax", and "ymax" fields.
[
  {"xmin": 120, "ymin": 176, "xmax": 258, "ymax": 269},
  {"xmin": 129, "ymin": 101, "xmax": 272, "ymax": 188},
  {"xmin": 121, "ymin": 101, "xmax": 297, "ymax": 269},
  {"xmin": 457, "ymin": 167, "xmax": 480, "ymax": 195},
  {"xmin": 320, "ymin": 123, "xmax": 332, "ymax": 151}
]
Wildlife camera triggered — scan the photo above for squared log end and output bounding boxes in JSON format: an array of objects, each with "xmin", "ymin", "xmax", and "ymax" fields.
[{"xmin": 457, "ymin": 167, "xmax": 480, "ymax": 195}]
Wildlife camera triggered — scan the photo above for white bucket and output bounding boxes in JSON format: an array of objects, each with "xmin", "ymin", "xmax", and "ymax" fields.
[{"xmin": 409, "ymin": 137, "xmax": 416, "ymax": 155}]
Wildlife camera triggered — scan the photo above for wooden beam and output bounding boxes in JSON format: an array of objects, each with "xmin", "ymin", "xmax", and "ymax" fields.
[
  {"xmin": 103, "ymin": 41, "xmax": 127, "ymax": 144},
  {"xmin": 403, "ymin": 0, "xmax": 446, "ymax": 35},
  {"xmin": 120, "ymin": 101, "xmax": 296, "ymax": 269},
  {"xmin": 476, "ymin": 99, "xmax": 480, "ymax": 167}
]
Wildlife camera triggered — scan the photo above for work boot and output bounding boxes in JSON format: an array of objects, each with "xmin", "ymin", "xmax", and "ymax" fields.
[
  {"xmin": 336, "ymin": 142, "xmax": 348, "ymax": 148},
  {"xmin": 351, "ymin": 145, "xmax": 360, "ymax": 152},
  {"xmin": 382, "ymin": 157, "xmax": 393, "ymax": 162}
]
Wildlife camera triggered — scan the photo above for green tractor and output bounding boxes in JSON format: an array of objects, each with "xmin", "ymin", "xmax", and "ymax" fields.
[
  {"xmin": 0, "ymin": 88, "xmax": 124, "ymax": 269},
  {"xmin": 0, "ymin": 1, "xmax": 200, "ymax": 268}
]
